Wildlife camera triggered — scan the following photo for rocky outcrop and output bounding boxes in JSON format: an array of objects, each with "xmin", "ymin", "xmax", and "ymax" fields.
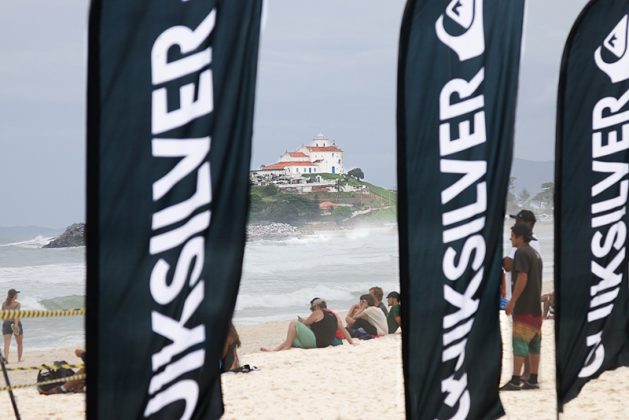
[{"xmin": 44, "ymin": 223, "xmax": 85, "ymax": 248}]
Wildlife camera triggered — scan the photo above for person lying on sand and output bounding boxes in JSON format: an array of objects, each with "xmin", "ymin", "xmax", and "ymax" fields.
[{"xmin": 261, "ymin": 298, "xmax": 338, "ymax": 352}]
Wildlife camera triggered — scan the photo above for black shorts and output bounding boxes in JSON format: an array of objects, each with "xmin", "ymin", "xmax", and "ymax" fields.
[{"xmin": 2, "ymin": 321, "xmax": 23, "ymax": 336}]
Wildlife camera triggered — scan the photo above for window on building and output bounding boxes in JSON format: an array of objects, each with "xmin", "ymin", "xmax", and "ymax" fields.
[{"xmin": 338, "ymin": 159, "xmax": 341, "ymax": 164}]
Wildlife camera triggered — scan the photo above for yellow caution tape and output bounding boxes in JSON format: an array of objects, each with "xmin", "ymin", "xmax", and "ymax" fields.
[
  {"xmin": 5, "ymin": 363, "xmax": 84, "ymax": 372},
  {"xmin": 0, "ymin": 373, "xmax": 86, "ymax": 392},
  {"xmin": 0, "ymin": 308, "xmax": 85, "ymax": 320}
]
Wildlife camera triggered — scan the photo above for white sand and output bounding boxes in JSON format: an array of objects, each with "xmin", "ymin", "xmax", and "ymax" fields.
[
  {"xmin": 223, "ymin": 315, "xmax": 629, "ymax": 419},
  {"xmin": 1, "ymin": 313, "xmax": 626, "ymax": 419},
  {"xmin": 0, "ymin": 347, "xmax": 84, "ymax": 419}
]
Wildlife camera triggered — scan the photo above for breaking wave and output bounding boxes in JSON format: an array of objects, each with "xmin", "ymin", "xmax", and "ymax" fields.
[
  {"xmin": 39, "ymin": 294, "xmax": 85, "ymax": 310},
  {"xmin": 0, "ymin": 236, "xmax": 54, "ymax": 248},
  {"xmin": 235, "ymin": 284, "xmax": 359, "ymax": 310}
]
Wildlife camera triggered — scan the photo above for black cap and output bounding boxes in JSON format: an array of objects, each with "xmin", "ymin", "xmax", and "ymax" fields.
[
  {"xmin": 387, "ymin": 291, "xmax": 401, "ymax": 301},
  {"xmin": 8, "ymin": 289, "xmax": 19, "ymax": 298},
  {"xmin": 510, "ymin": 209, "xmax": 536, "ymax": 224},
  {"xmin": 511, "ymin": 223, "xmax": 534, "ymax": 242}
]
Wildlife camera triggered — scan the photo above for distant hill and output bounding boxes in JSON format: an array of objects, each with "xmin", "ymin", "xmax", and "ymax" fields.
[
  {"xmin": 511, "ymin": 158, "xmax": 553, "ymax": 195},
  {"xmin": 0, "ymin": 225, "xmax": 63, "ymax": 243}
]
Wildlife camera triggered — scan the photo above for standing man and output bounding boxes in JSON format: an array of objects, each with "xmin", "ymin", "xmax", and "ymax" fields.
[
  {"xmin": 503, "ymin": 210, "xmax": 539, "ymax": 301},
  {"xmin": 501, "ymin": 224, "xmax": 543, "ymax": 391},
  {"xmin": 502, "ymin": 209, "xmax": 540, "ymax": 380}
]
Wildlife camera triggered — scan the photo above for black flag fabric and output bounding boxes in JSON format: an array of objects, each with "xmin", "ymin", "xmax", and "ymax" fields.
[
  {"xmin": 397, "ymin": 0, "xmax": 524, "ymax": 418},
  {"xmin": 555, "ymin": 0, "xmax": 629, "ymax": 410},
  {"xmin": 86, "ymin": 1, "xmax": 262, "ymax": 418}
]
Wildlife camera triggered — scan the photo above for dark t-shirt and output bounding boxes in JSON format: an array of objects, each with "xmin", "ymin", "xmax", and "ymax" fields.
[
  {"xmin": 387, "ymin": 304, "xmax": 401, "ymax": 333},
  {"xmin": 378, "ymin": 302, "xmax": 389, "ymax": 317},
  {"xmin": 310, "ymin": 310, "xmax": 338, "ymax": 348},
  {"xmin": 513, "ymin": 244, "xmax": 543, "ymax": 315}
]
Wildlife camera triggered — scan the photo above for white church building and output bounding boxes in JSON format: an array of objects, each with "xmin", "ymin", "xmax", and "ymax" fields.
[{"xmin": 255, "ymin": 133, "xmax": 344, "ymax": 177}]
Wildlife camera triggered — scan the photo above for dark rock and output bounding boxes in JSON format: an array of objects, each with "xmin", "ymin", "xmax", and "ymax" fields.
[{"xmin": 44, "ymin": 223, "xmax": 85, "ymax": 248}]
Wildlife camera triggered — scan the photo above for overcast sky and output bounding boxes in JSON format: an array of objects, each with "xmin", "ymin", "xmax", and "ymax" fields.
[{"xmin": 0, "ymin": 0, "xmax": 588, "ymax": 227}]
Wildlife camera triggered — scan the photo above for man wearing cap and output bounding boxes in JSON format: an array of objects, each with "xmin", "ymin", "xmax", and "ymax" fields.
[
  {"xmin": 386, "ymin": 292, "xmax": 401, "ymax": 333},
  {"xmin": 501, "ymin": 224, "xmax": 543, "ymax": 391},
  {"xmin": 503, "ymin": 210, "xmax": 540, "ymax": 302},
  {"xmin": 502, "ymin": 210, "xmax": 541, "ymax": 381}
]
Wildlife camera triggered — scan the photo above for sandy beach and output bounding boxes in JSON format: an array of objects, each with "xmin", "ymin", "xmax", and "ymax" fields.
[
  {"xmin": 0, "ymin": 347, "xmax": 85, "ymax": 419},
  {"xmin": 222, "ymin": 313, "xmax": 629, "ymax": 419},
  {"xmin": 0, "ymin": 312, "xmax": 626, "ymax": 419}
]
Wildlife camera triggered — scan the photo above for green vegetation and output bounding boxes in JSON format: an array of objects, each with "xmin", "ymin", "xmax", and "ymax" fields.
[
  {"xmin": 347, "ymin": 168, "xmax": 365, "ymax": 181},
  {"xmin": 250, "ymin": 185, "xmax": 319, "ymax": 224},
  {"xmin": 249, "ymin": 175, "xmax": 397, "ymax": 225},
  {"xmin": 507, "ymin": 179, "xmax": 554, "ymax": 215}
]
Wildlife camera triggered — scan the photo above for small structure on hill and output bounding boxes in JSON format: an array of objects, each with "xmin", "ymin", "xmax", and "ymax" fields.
[{"xmin": 252, "ymin": 133, "xmax": 344, "ymax": 180}]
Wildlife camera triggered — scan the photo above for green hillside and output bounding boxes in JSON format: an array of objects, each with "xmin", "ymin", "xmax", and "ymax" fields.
[{"xmin": 249, "ymin": 175, "xmax": 396, "ymax": 225}]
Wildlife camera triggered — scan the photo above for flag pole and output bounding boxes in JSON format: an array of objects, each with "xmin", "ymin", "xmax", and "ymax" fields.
[{"xmin": 0, "ymin": 356, "xmax": 21, "ymax": 420}]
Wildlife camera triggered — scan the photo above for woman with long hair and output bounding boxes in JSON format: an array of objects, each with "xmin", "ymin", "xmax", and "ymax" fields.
[{"xmin": 2, "ymin": 289, "xmax": 23, "ymax": 362}]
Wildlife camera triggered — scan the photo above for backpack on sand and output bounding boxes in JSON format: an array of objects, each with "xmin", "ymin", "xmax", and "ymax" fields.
[{"xmin": 37, "ymin": 360, "xmax": 75, "ymax": 394}]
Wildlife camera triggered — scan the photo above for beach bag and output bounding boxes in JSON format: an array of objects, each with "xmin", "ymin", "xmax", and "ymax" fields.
[{"xmin": 37, "ymin": 361, "xmax": 75, "ymax": 394}]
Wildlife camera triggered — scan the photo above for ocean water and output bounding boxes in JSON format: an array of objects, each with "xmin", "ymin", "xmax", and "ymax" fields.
[
  {"xmin": 0, "ymin": 222, "xmax": 554, "ymax": 349},
  {"xmin": 236, "ymin": 222, "xmax": 555, "ymax": 324},
  {"xmin": 235, "ymin": 225, "xmax": 401, "ymax": 324},
  {"xmin": 0, "ymin": 236, "xmax": 85, "ymax": 350}
]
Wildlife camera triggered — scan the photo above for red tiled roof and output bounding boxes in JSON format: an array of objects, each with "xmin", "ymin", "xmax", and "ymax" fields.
[
  {"xmin": 261, "ymin": 161, "xmax": 315, "ymax": 170},
  {"xmin": 319, "ymin": 201, "xmax": 338, "ymax": 209},
  {"xmin": 306, "ymin": 146, "xmax": 342, "ymax": 152},
  {"xmin": 287, "ymin": 152, "xmax": 308, "ymax": 158}
]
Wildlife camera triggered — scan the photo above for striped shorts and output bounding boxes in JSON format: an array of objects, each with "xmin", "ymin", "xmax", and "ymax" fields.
[{"xmin": 512, "ymin": 314, "xmax": 542, "ymax": 357}]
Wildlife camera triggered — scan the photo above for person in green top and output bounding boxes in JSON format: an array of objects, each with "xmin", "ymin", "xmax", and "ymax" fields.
[{"xmin": 386, "ymin": 291, "xmax": 401, "ymax": 333}]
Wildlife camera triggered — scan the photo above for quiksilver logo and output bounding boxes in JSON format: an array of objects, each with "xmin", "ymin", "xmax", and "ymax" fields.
[
  {"xmin": 436, "ymin": 0, "xmax": 484, "ymax": 61},
  {"xmin": 595, "ymin": 14, "xmax": 629, "ymax": 83}
]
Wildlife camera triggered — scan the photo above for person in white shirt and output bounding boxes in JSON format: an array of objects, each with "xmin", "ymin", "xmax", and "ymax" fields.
[{"xmin": 345, "ymin": 294, "xmax": 388, "ymax": 337}]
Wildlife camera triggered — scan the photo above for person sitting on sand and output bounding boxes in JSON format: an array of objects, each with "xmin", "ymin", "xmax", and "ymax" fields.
[
  {"xmin": 386, "ymin": 292, "xmax": 402, "ymax": 333},
  {"xmin": 2, "ymin": 289, "xmax": 23, "ymax": 363},
  {"xmin": 221, "ymin": 322, "xmax": 241, "ymax": 372},
  {"xmin": 369, "ymin": 286, "xmax": 389, "ymax": 317},
  {"xmin": 261, "ymin": 298, "xmax": 338, "ymax": 352},
  {"xmin": 310, "ymin": 298, "xmax": 355, "ymax": 346},
  {"xmin": 541, "ymin": 292, "xmax": 555, "ymax": 319},
  {"xmin": 345, "ymin": 294, "xmax": 388, "ymax": 338}
]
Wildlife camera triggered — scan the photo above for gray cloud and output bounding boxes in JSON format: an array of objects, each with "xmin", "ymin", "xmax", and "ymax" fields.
[{"xmin": 0, "ymin": 0, "xmax": 592, "ymax": 226}]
